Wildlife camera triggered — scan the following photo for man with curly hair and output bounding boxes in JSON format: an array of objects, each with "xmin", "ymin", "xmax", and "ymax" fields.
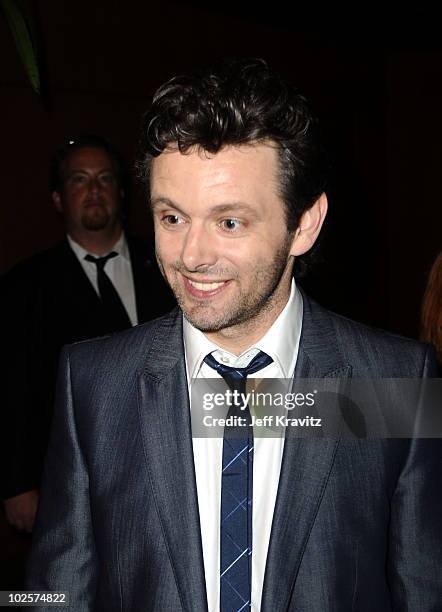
[{"xmin": 27, "ymin": 60, "xmax": 441, "ymax": 611}]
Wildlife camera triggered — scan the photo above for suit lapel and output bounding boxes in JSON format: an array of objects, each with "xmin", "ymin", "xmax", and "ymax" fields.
[
  {"xmin": 137, "ymin": 310, "xmax": 208, "ymax": 612},
  {"xmin": 261, "ymin": 290, "xmax": 351, "ymax": 611}
]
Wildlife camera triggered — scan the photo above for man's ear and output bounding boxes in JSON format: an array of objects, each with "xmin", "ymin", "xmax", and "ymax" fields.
[
  {"xmin": 289, "ymin": 193, "xmax": 328, "ymax": 257},
  {"xmin": 52, "ymin": 191, "xmax": 63, "ymax": 213}
]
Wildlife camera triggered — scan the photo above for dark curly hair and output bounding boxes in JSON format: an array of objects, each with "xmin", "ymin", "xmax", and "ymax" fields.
[{"xmin": 136, "ymin": 58, "xmax": 329, "ymax": 275}]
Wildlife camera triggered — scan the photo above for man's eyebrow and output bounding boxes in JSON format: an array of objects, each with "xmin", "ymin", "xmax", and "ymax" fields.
[
  {"xmin": 208, "ymin": 203, "xmax": 257, "ymax": 215},
  {"xmin": 150, "ymin": 197, "xmax": 189, "ymax": 218},
  {"xmin": 67, "ymin": 167, "xmax": 115, "ymax": 176},
  {"xmin": 151, "ymin": 197, "xmax": 257, "ymax": 216},
  {"xmin": 151, "ymin": 196, "xmax": 179, "ymax": 209}
]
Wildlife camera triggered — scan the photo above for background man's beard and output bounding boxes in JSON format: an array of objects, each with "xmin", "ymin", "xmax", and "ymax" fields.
[{"xmin": 81, "ymin": 207, "xmax": 111, "ymax": 231}]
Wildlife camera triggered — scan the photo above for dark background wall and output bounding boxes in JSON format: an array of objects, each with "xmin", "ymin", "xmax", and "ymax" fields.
[{"xmin": 1, "ymin": 1, "xmax": 441, "ymax": 338}]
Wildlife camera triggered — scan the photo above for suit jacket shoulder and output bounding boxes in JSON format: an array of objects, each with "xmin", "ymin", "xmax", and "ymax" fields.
[
  {"xmin": 66, "ymin": 307, "xmax": 183, "ymax": 388},
  {"xmin": 3, "ymin": 240, "xmax": 72, "ymax": 289},
  {"xmin": 296, "ymin": 289, "xmax": 437, "ymax": 378}
]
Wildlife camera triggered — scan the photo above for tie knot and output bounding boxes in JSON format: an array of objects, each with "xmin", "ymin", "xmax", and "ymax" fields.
[
  {"xmin": 204, "ymin": 350, "xmax": 273, "ymax": 382},
  {"xmin": 85, "ymin": 251, "xmax": 118, "ymax": 270}
]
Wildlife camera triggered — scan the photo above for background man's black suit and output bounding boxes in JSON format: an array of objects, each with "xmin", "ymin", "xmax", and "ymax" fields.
[{"xmin": 1, "ymin": 237, "xmax": 175, "ymax": 500}]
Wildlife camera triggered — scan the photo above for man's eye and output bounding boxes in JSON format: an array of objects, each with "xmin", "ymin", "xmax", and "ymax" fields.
[
  {"xmin": 71, "ymin": 175, "xmax": 87, "ymax": 184},
  {"xmin": 162, "ymin": 214, "xmax": 182, "ymax": 225},
  {"xmin": 220, "ymin": 218, "xmax": 241, "ymax": 231},
  {"xmin": 99, "ymin": 173, "xmax": 115, "ymax": 185}
]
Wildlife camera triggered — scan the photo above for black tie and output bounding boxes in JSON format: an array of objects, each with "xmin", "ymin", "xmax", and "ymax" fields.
[
  {"xmin": 204, "ymin": 351, "xmax": 273, "ymax": 612},
  {"xmin": 85, "ymin": 252, "xmax": 132, "ymax": 332}
]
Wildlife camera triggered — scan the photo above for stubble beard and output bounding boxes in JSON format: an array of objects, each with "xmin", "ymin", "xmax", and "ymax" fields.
[
  {"xmin": 80, "ymin": 204, "xmax": 112, "ymax": 232},
  {"xmin": 158, "ymin": 236, "xmax": 294, "ymax": 335}
]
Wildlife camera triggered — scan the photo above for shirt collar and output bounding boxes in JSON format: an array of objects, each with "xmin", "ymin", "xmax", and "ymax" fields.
[
  {"xmin": 183, "ymin": 278, "xmax": 303, "ymax": 381},
  {"xmin": 67, "ymin": 232, "xmax": 129, "ymax": 261}
]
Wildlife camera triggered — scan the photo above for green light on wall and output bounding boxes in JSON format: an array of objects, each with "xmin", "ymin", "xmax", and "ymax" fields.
[{"xmin": 1, "ymin": 0, "xmax": 41, "ymax": 95}]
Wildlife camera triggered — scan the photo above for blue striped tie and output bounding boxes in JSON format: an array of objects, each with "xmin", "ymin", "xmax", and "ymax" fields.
[{"xmin": 204, "ymin": 351, "xmax": 273, "ymax": 612}]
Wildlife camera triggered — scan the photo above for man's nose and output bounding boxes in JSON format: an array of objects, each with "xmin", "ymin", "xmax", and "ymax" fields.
[
  {"xmin": 181, "ymin": 222, "xmax": 217, "ymax": 272},
  {"xmin": 88, "ymin": 177, "xmax": 101, "ymax": 194}
]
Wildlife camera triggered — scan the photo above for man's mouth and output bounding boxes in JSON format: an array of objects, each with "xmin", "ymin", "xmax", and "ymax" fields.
[
  {"xmin": 188, "ymin": 279, "xmax": 225, "ymax": 291},
  {"xmin": 183, "ymin": 276, "xmax": 229, "ymax": 297},
  {"xmin": 85, "ymin": 200, "xmax": 105, "ymax": 208}
]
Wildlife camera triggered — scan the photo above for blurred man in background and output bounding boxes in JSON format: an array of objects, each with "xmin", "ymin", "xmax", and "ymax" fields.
[{"xmin": 2, "ymin": 135, "xmax": 174, "ymax": 533}]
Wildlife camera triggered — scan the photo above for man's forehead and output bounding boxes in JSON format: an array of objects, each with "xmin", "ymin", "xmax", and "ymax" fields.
[
  {"xmin": 64, "ymin": 147, "xmax": 116, "ymax": 172},
  {"xmin": 151, "ymin": 143, "xmax": 279, "ymax": 186},
  {"xmin": 150, "ymin": 143, "xmax": 283, "ymax": 218}
]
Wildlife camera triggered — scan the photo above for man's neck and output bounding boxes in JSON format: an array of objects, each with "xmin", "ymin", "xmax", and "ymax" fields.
[
  {"xmin": 205, "ymin": 313, "xmax": 284, "ymax": 356},
  {"xmin": 68, "ymin": 227, "xmax": 123, "ymax": 256}
]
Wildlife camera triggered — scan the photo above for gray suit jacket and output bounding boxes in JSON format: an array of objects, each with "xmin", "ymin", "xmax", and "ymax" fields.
[{"xmin": 26, "ymin": 292, "xmax": 442, "ymax": 611}]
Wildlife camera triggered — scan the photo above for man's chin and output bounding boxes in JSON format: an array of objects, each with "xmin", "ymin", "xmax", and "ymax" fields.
[
  {"xmin": 81, "ymin": 213, "xmax": 111, "ymax": 232},
  {"xmin": 183, "ymin": 314, "xmax": 228, "ymax": 333},
  {"xmin": 179, "ymin": 301, "xmax": 225, "ymax": 333},
  {"xmin": 181, "ymin": 302, "xmax": 244, "ymax": 334},
  {"xmin": 82, "ymin": 223, "xmax": 109, "ymax": 232}
]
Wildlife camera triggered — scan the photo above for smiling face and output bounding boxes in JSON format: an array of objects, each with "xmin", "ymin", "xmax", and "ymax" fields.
[
  {"xmin": 150, "ymin": 143, "xmax": 305, "ymax": 352},
  {"xmin": 53, "ymin": 146, "xmax": 122, "ymax": 239}
]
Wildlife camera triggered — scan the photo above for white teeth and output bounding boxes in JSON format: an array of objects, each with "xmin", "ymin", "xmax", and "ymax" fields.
[{"xmin": 188, "ymin": 280, "xmax": 225, "ymax": 291}]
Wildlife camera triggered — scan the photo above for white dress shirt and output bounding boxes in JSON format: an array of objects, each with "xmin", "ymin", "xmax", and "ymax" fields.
[
  {"xmin": 184, "ymin": 280, "xmax": 303, "ymax": 611},
  {"xmin": 67, "ymin": 233, "xmax": 138, "ymax": 326}
]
